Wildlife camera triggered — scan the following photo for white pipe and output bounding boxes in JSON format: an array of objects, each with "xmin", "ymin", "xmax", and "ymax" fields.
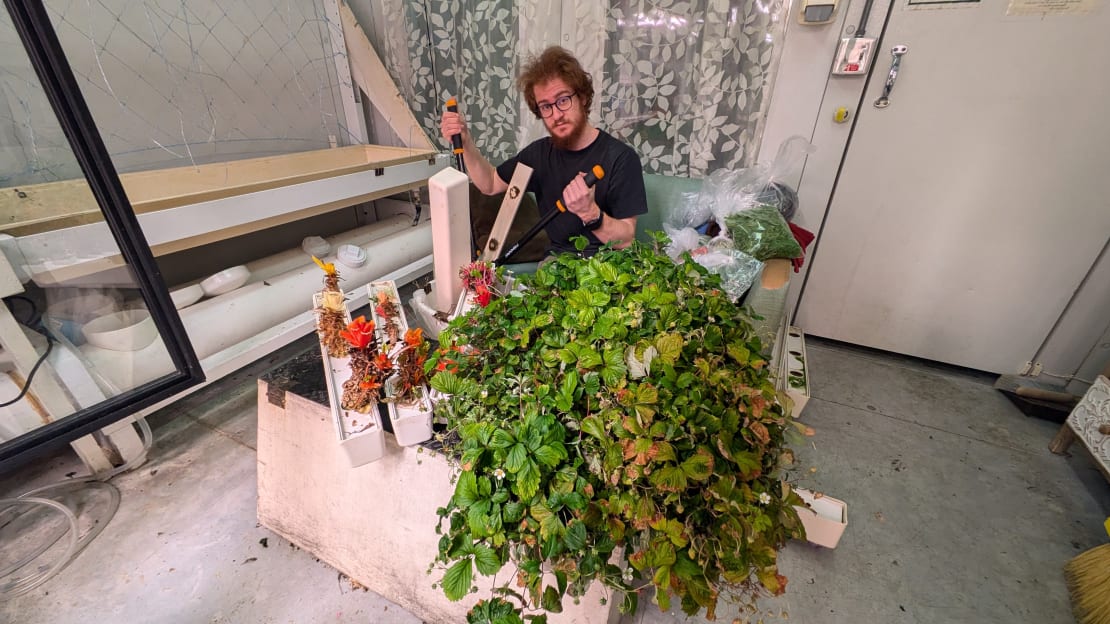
[
  {"xmin": 79, "ymin": 219, "xmax": 433, "ymax": 391},
  {"xmin": 236, "ymin": 214, "xmax": 421, "ymax": 284}
]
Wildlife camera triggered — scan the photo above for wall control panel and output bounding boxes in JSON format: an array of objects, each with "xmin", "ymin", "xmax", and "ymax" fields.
[{"xmin": 832, "ymin": 36, "xmax": 875, "ymax": 74}]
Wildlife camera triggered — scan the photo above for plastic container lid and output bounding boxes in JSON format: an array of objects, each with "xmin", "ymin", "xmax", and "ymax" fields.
[
  {"xmin": 302, "ymin": 236, "xmax": 330, "ymax": 257},
  {"xmin": 336, "ymin": 244, "xmax": 367, "ymax": 269},
  {"xmin": 200, "ymin": 265, "xmax": 250, "ymax": 296}
]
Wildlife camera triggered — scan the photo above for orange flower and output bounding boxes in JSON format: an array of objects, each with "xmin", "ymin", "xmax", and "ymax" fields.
[
  {"xmin": 359, "ymin": 377, "xmax": 382, "ymax": 391},
  {"xmin": 340, "ymin": 316, "xmax": 375, "ymax": 349},
  {"xmin": 404, "ymin": 327, "xmax": 424, "ymax": 347},
  {"xmin": 372, "ymin": 352, "xmax": 394, "ymax": 372}
]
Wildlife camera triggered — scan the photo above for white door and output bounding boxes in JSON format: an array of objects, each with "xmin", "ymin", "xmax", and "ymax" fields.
[{"xmin": 795, "ymin": 0, "xmax": 1110, "ymax": 373}]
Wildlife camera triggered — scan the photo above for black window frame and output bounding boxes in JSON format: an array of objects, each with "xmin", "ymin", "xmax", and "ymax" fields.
[{"xmin": 0, "ymin": 0, "xmax": 204, "ymax": 472}]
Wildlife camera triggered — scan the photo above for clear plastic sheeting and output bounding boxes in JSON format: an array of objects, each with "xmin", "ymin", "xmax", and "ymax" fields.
[
  {"xmin": 704, "ymin": 135, "xmax": 814, "ymax": 225},
  {"xmin": 667, "ymin": 136, "xmax": 813, "ymax": 233},
  {"xmin": 664, "ymin": 225, "xmax": 762, "ymax": 301}
]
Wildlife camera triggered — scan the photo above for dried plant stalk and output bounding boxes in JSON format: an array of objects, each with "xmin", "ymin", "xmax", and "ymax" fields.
[
  {"xmin": 374, "ymin": 290, "xmax": 402, "ymax": 344},
  {"xmin": 318, "ymin": 307, "xmax": 350, "ymax": 358},
  {"xmin": 341, "ymin": 376, "xmax": 377, "ymax": 412}
]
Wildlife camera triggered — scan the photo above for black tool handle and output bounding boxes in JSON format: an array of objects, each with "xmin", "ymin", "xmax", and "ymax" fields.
[
  {"xmin": 445, "ymin": 98, "xmax": 465, "ymax": 173},
  {"xmin": 496, "ymin": 165, "xmax": 605, "ymax": 266}
]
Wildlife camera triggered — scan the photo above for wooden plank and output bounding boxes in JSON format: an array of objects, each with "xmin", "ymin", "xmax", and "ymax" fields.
[
  {"xmin": 480, "ymin": 163, "xmax": 533, "ymax": 263},
  {"xmin": 1048, "ymin": 423, "xmax": 1075, "ymax": 454},
  {"xmin": 1, "ymin": 145, "xmax": 433, "ymax": 235},
  {"xmin": 29, "ymin": 178, "xmax": 430, "ymax": 287},
  {"xmin": 339, "ymin": 1, "xmax": 435, "ymax": 151}
]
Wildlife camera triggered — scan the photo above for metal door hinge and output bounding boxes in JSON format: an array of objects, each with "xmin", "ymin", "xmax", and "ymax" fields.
[{"xmin": 267, "ymin": 383, "xmax": 286, "ymax": 408}]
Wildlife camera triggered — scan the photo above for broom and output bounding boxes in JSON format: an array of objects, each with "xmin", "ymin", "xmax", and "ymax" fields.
[{"xmin": 1066, "ymin": 517, "xmax": 1110, "ymax": 624}]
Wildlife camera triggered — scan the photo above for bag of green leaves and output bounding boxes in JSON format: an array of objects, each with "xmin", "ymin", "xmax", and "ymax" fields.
[{"xmin": 724, "ymin": 204, "xmax": 803, "ymax": 261}]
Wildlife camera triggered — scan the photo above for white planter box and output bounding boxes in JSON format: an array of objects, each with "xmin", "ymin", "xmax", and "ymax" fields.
[
  {"xmin": 793, "ymin": 487, "xmax": 847, "ymax": 549},
  {"xmin": 313, "ymin": 292, "xmax": 385, "ymax": 468},
  {"xmin": 385, "ymin": 375, "xmax": 433, "ymax": 447},
  {"xmin": 783, "ymin": 326, "xmax": 811, "ymax": 418}
]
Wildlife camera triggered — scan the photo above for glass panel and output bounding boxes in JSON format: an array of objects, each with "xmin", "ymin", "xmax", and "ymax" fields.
[
  {"xmin": 41, "ymin": 0, "xmax": 348, "ymax": 180},
  {"xmin": 0, "ymin": 10, "xmax": 181, "ymax": 445}
]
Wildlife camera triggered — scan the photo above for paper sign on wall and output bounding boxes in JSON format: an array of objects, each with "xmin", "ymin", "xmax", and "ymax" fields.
[{"xmin": 1007, "ymin": 0, "xmax": 1097, "ymax": 14}]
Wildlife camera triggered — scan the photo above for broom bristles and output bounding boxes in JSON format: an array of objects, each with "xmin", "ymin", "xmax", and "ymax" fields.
[{"xmin": 1065, "ymin": 543, "xmax": 1110, "ymax": 624}]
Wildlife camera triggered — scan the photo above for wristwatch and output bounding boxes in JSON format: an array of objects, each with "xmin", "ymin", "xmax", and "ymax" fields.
[{"xmin": 582, "ymin": 211, "xmax": 604, "ymax": 231}]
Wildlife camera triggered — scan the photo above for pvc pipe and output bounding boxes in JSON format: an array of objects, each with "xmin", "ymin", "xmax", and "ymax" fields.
[
  {"xmin": 240, "ymin": 214, "xmax": 419, "ymax": 284},
  {"xmin": 79, "ymin": 219, "xmax": 433, "ymax": 391}
]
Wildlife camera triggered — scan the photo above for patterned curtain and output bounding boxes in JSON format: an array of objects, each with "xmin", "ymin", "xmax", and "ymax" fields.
[
  {"xmin": 600, "ymin": 0, "xmax": 783, "ymax": 177},
  {"xmin": 372, "ymin": 0, "xmax": 784, "ymax": 178},
  {"xmin": 375, "ymin": 0, "xmax": 521, "ymax": 165}
]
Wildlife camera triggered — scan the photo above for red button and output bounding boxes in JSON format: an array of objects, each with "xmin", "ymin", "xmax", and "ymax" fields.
[{"xmin": 846, "ymin": 63, "xmax": 860, "ymax": 72}]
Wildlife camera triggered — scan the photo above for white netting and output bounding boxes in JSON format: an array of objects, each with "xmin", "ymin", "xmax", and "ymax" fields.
[{"xmin": 0, "ymin": 0, "xmax": 352, "ymax": 187}]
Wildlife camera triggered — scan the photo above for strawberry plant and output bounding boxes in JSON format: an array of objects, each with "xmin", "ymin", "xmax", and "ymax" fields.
[{"xmin": 428, "ymin": 235, "xmax": 809, "ymax": 622}]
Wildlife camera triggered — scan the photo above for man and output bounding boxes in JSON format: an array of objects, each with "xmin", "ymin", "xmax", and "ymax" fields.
[{"xmin": 440, "ymin": 46, "xmax": 647, "ymax": 257}]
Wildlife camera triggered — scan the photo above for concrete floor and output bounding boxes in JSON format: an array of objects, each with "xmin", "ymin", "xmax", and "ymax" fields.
[{"xmin": 2, "ymin": 336, "xmax": 1108, "ymax": 623}]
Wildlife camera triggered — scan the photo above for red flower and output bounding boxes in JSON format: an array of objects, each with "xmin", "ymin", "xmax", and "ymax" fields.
[
  {"xmin": 359, "ymin": 377, "xmax": 382, "ymax": 391},
  {"xmin": 340, "ymin": 316, "xmax": 375, "ymax": 349},
  {"xmin": 475, "ymin": 284, "xmax": 492, "ymax": 308}
]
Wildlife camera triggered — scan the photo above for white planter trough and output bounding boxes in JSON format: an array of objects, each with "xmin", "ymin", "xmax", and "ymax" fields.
[
  {"xmin": 367, "ymin": 280, "xmax": 408, "ymax": 350},
  {"xmin": 385, "ymin": 375, "xmax": 433, "ymax": 446},
  {"xmin": 312, "ymin": 292, "xmax": 385, "ymax": 468},
  {"xmin": 793, "ymin": 487, "xmax": 847, "ymax": 549},
  {"xmin": 784, "ymin": 326, "xmax": 811, "ymax": 417}
]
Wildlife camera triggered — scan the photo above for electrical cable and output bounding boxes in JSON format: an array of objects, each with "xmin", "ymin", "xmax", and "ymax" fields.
[
  {"xmin": 0, "ymin": 339, "xmax": 52, "ymax": 408},
  {"xmin": 0, "ymin": 295, "xmax": 55, "ymax": 407}
]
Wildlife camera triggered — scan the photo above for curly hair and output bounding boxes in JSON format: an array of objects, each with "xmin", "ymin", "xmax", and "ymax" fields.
[{"xmin": 517, "ymin": 46, "xmax": 594, "ymax": 119}]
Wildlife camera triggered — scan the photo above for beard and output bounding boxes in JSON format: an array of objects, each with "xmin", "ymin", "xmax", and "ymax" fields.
[{"xmin": 549, "ymin": 115, "xmax": 588, "ymax": 150}]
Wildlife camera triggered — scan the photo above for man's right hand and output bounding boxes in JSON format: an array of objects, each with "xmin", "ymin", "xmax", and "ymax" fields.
[
  {"xmin": 438, "ymin": 107, "xmax": 509, "ymax": 196},
  {"xmin": 440, "ymin": 110, "xmax": 470, "ymax": 148}
]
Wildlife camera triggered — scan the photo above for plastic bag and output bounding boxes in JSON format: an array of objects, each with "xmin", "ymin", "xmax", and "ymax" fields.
[
  {"xmin": 724, "ymin": 204, "xmax": 804, "ymax": 261},
  {"xmin": 703, "ymin": 135, "xmax": 815, "ymax": 225},
  {"xmin": 665, "ymin": 190, "xmax": 708, "ymax": 230},
  {"xmin": 664, "ymin": 226, "xmax": 762, "ymax": 301},
  {"xmin": 707, "ymin": 248, "xmax": 763, "ymax": 301},
  {"xmin": 663, "ymin": 224, "xmax": 702, "ymax": 261}
]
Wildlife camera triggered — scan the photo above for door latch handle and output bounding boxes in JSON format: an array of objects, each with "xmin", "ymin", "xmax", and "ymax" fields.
[{"xmin": 874, "ymin": 45, "xmax": 908, "ymax": 108}]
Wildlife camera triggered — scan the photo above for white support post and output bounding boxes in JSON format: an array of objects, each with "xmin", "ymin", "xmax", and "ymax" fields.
[
  {"xmin": 323, "ymin": 0, "xmax": 368, "ymax": 145},
  {"xmin": 428, "ymin": 168, "xmax": 471, "ymax": 314}
]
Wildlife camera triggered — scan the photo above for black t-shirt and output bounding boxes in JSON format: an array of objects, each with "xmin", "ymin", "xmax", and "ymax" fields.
[{"xmin": 496, "ymin": 130, "xmax": 648, "ymax": 256}]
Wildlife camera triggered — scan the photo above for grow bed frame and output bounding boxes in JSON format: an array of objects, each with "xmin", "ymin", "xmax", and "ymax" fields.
[{"xmin": 5, "ymin": 145, "xmax": 441, "ymax": 287}]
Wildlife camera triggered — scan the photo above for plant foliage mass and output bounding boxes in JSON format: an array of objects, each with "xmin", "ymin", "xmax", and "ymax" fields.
[{"xmin": 429, "ymin": 236, "xmax": 806, "ymax": 622}]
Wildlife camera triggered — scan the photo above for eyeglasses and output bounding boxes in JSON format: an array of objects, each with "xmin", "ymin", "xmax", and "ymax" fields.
[{"xmin": 538, "ymin": 92, "xmax": 577, "ymax": 118}]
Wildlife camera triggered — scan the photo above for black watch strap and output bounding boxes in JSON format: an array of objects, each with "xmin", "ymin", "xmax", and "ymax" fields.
[{"xmin": 583, "ymin": 211, "xmax": 604, "ymax": 230}]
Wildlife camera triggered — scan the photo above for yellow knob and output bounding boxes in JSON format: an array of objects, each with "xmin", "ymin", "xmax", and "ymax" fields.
[{"xmin": 834, "ymin": 107, "xmax": 851, "ymax": 123}]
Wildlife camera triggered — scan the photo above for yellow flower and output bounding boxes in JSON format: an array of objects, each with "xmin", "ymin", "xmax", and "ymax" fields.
[{"xmin": 312, "ymin": 255, "xmax": 337, "ymax": 275}]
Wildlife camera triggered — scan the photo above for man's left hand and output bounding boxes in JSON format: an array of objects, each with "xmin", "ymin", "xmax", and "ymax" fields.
[{"xmin": 561, "ymin": 172, "xmax": 600, "ymax": 223}]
